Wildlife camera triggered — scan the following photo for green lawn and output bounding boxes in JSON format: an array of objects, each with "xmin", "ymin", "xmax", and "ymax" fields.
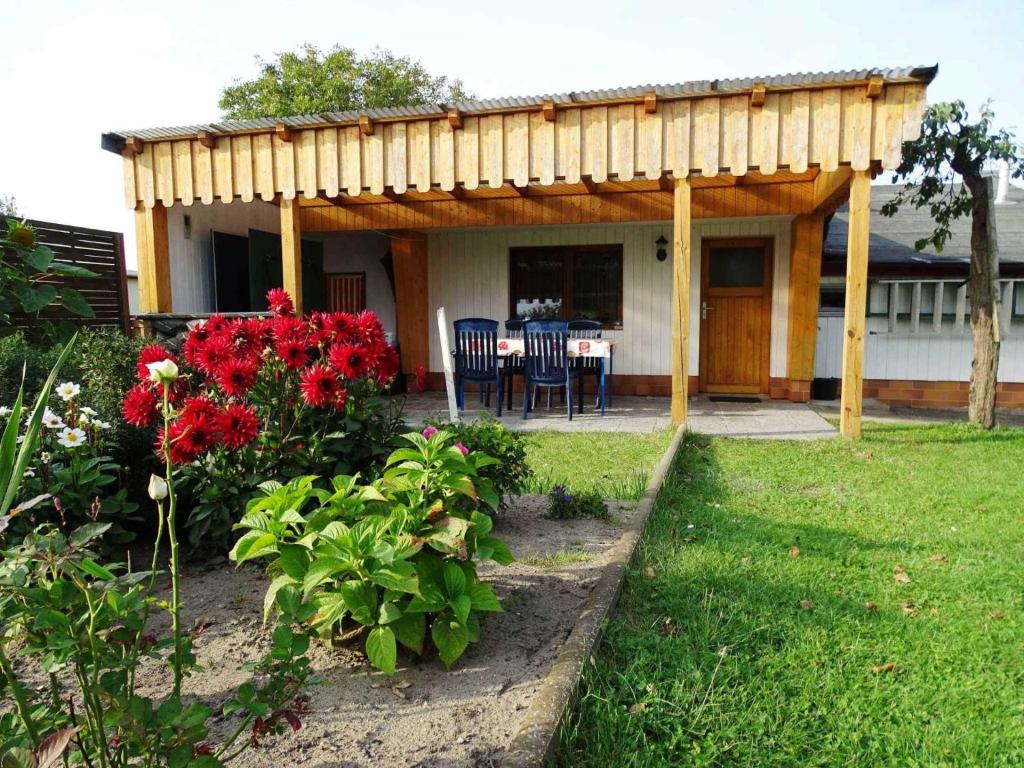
[
  {"xmin": 523, "ymin": 429, "xmax": 675, "ymax": 499},
  {"xmin": 556, "ymin": 423, "xmax": 1024, "ymax": 767}
]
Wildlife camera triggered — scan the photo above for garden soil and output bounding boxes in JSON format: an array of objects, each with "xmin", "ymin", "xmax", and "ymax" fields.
[{"xmin": 145, "ymin": 496, "xmax": 636, "ymax": 767}]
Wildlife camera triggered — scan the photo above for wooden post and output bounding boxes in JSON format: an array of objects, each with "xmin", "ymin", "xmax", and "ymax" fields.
[
  {"xmin": 134, "ymin": 203, "xmax": 172, "ymax": 313},
  {"xmin": 392, "ymin": 233, "xmax": 430, "ymax": 376},
  {"xmin": 787, "ymin": 213, "xmax": 826, "ymax": 400},
  {"xmin": 280, "ymin": 198, "xmax": 303, "ymax": 314},
  {"xmin": 840, "ymin": 170, "xmax": 871, "ymax": 438},
  {"xmin": 671, "ymin": 178, "xmax": 692, "ymax": 426}
]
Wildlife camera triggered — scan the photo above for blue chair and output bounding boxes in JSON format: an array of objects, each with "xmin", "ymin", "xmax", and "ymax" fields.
[
  {"xmin": 453, "ymin": 318, "xmax": 502, "ymax": 415},
  {"xmin": 568, "ymin": 319, "xmax": 606, "ymax": 416},
  {"xmin": 502, "ymin": 319, "xmax": 526, "ymax": 411},
  {"xmin": 522, "ymin": 320, "xmax": 578, "ymax": 421}
]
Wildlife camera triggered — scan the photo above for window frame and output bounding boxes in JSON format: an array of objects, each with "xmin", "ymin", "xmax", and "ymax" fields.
[{"xmin": 508, "ymin": 244, "xmax": 624, "ymax": 330}]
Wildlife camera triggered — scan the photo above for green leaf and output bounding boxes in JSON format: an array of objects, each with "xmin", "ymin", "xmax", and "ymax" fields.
[
  {"xmin": 23, "ymin": 244, "xmax": 54, "ymax": 271},
  {"xmin": 0, "ymin": 746, "xmax": 35, "ymax": 768},
  {"xmin": 48, "ymin": 262, "xmax": 99, "ymax": 278},
  {"xmin": 277, "ymin": 543, "xmax": 311, "ymax": 579},
  {"xmin": 477, "ymin": 536, "xmax": 514, "ymax": 565},
  {"xmin": 365, "ymin": 625, "xmax": 397, "ymax": 675},
  {"xmin": 370, "ymin": 560, "xmax": 418, "ymax": 594},
  {"xmin": 465, "ymin": 578, "xmax": 503, "ymax": 612},
  {"xmin": 17, "ymin": 283, "xmax": 57, "ymax": 312},
  {"xmin": 275, "ymin": 584, "xmax": 301, "ymax": 615},
  {"xmin": 59, "ymin": 287, "xmax": 95, "ymax": 318},
  {"xmin": 393, "ymin": 610, "xmax": 425, "ymax": 654},
  {"xmin": 302, "ymin": 556, "xmax": 347, "ymax": 598},
  {"xmin": 442, "ymin": 562, "xmax": 466, "ymax": 598},
  {"xmin": 69, "ymin": 522, "xmax": 112, "ymax": 547},
  {"xmin": 450, "ymin": 593, "xmax": 472, "ymax": 625},
  {"xmin": 341, "ymin": 579, "xmax": 378, "ymax": 625},
  {"xmin": 378, "ymin": 601, "xmax": 402, "ymax": 625},
  {"xmin": 431, "ymin": 618, "xmax": 469, "ymax": 668},
  {"xmin": 263, "ymin": 574, "xmax": 297, "ymax": 623},
  {"xmin": 229, "ymin": 530, "xmax": 278, "ymax": 563},
  {"xmin": 77, "ymin": 558, "xmax": 116, "ymax": 581}
]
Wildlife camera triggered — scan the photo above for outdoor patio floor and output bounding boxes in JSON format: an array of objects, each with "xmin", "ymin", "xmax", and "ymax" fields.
[{"xmin": 395, "ymin": 392, "xmax": 837, "ymax": 439}]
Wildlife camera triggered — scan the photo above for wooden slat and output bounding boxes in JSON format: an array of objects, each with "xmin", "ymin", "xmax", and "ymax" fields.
[
  {"xmin": 757, "ymin": 93, "xmax": 780, "ymax": 175},
  {"xmin": 273, "ymin": 134, "xmax": 295, "ymax": 199},
  {"xmin": 194, "ymin": 144, "xmax": 214, "ymax": 204},
  {"xmin": 557, "ymin": 109, "xmax": 582, "ymax": 184},
  {"xmin": 234, "ymin": 134, "xmax": 254, "ymax": 202},
  {"xmin": 877, "ymin": 84, "xmax": 906, "ymax": 170},
  {"xmin": 664, "ymin": 99, "xmax": 691, "ymax": 178},
  {"xmin": 254, "ymin": 134, "xmax": 275, "ymax": 201},
  {"xmin": 172, "ymin": 141, "xmax": 194, "ymax": 206},
  {"xmin": 458, "ymin": 116, "xmax": 481, "ymax": 190},
  {"xmin": 671, "ymin": 178, "xmax": 692, "ymax": 425},
  {"xmin": 389, "ymin": 122, "xmax": 409, "ymax": 194},
  {"xmin": 530, "ymin": 111, "xmax": 556, "ymax": 186},
  {"xmin": 296, "ymin": 130, "xmax": 317, "ymax": 198},
  {"xmin": 789, "ymin": 91, "xmax": 810, "ymax": 173},
  {"xmin": 213, "ymin": 137, "xmax": 233, "ymax": 202},
  {"xmin": 819, "ymin": 88, "xmax": 841, "ymax": 172},
  {"xmin": 901, "ymin": 84, "xmax": 927, "ymax": 143},
  {"xmin": 154, "ymin": 142, "xmax": 174, "ymax": 206},
  {"xmin": 846, "ymin": 87, "xmax": 872, "ymax": 171},
  {"xmin": 318, "ymin": 128, "xmax": 339, "ymax": 198},
  {"xmin": 481, "ymin": 114, "xmax": 504, "ymax": 188},
  {"xmin": 341, "ymin": 126, "xmax": 362, "ymax": 195},
  {"xmin": 138, "ymin": 143, "xmax": 155, "ymax": 208},
  {"xmin": 724, "ymin": 95, "xmax": 748, "ymax": 176},
  {"xmin": 584, "ymin": 106, "xmax": 609, "ymax": 183},
  {"xmin": 438, "ymin": 120, "xmax": 456, "ymax": 190},
  {"xmin": 840, "ymin": 170, "xmax": 870, "ymax": 438},
  {"xmin": 695, "ymin": 97, "xmax": 720, "ymax": 177},
  {"xmin": 122, "ymin": 152, "xmax": 138, "ymax": 208},
  {"xmin": 507, "ymin": 111, "xmax": 529, "ymax": 187},
  {"xmin": 637, "ymin": 103, "xmax": 662, "ymax": 180},
  {"xmin": 610, "ymin": 103, "xmax": 635, "ymax": 180},
  {"xmin": 409, "ymin": 120, "xmax": 431, "ymax": 193}
]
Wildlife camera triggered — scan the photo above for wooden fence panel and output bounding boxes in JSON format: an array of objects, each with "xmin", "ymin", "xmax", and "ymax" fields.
[{"xmin": 7, "ymin": 218, "xmax": 130, "ymax": 332}]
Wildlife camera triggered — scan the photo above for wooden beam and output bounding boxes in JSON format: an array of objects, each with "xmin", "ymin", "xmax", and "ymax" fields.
[
  {"xmin": 280, "ymin": 197, "xmax": 303, "ymax": 314},
  {"xmin": 274, "ymin": 123, "xmax": 292, "ymax": 142},
  {"xmin": 447, "ymin": 108, "xmax": 462, "ymax": 129},
  {"xmin": 358, "ymin": 115, "xmax": 374, "ymax": 136},
  {"xmin": 391, "ymin": 233, "xmax": 430, "ymax": 375},
  {"xmin": 787, "ymin": 213, "xmax": 826, "ymax": 388},
  {"xmin": 866, "ymin": 75, "xmax": 885, "ymax": 99},
  {"xmin": 581, "ymin": 176, "xmax": 598, "ymax": 194},
  {"xmin": 196, "ymin": 130, "xmax": 217, "ymax": 149},
  {"xmin": 840, "ymin": 170, "xmax": 871, "ymax": 438},
  {"xmin": 134, "ymin": 203, "xmax": 172, "ymax": 313},
  {"xmin": 643, "ymin": 91, "xmax": 658, "ymax": 114},
  {"xmin": 125, "ymin": 136, "xmax": 143, "ymax": 155},
  {"xmin": 671, "ymin": 178, "xmax": 692, "ymax": 425},
  {"xmin": 811, "ymin": 166, "xmax": 853, "ymax": 214},
  {"xmin": 750, "ymin": 83, "xmax": 767, "ymax": 108},
  {"xmin": 541, "ymin": 99, "xmax": 556, "ymax": 122}
]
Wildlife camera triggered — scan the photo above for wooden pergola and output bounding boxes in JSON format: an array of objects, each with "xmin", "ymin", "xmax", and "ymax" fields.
[{"xmin": 105, "ymin": 66, "xmax": 936, "ymax": 438}]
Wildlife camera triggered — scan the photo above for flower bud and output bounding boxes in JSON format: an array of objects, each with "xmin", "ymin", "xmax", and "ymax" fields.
[
  {"xmin": 147, "ymin": 359, "xmax": 179, "ymax": 384},
  {"xmin": 148, "ymin": 474, "xmax": 169, "ymax": 501}
]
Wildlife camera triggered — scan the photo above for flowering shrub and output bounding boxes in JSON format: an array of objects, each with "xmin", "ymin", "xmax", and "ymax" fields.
[
  {"xmin": 231, "ymin": 427, "xmax": 513, "ymax": 673},
  {"xmin": 0, "ymin": 381, "xmax": 138, "ymax": 545},
  {"xmin": 122, "ymin": 290, "xmax": 405, "ymax": 554},
  {"xmin": 0, "ymin": 344, "xmax": 313, "ymax": 767}
]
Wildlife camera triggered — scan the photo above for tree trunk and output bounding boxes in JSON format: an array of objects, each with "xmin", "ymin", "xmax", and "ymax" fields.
[{"xmin": 962, "ymin": 173, "xmax": 1001, "ymax": 428}]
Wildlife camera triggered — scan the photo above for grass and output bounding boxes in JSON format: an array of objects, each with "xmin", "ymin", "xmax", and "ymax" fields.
[
  {"xmin": 522, "ymin": 429, "xmax": 674, "ymax": 499},
  {"xmin": 519, "ymin": 549, "xmax": 593, "ymax": 569},
  {"xmin": 556, "ymin": 423, "xmax": 1024, "ymax": 767}
]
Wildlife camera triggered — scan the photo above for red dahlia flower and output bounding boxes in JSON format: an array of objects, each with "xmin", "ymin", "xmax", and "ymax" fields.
[
  {"xmin": 276, "ymin": 339, "xmax": 310, "ymax": 370},
  {"xmin": 179, "ymin": 395, "xmax": 220, "ymax": 423},
  {"xmin": 136, "ymin": 344, "xmax": 176, "ymax": 381},
  {"xmin": 123, "ymin": 383, "xmax": 159, "ymax": 427},
  {"xmin": 328, "ymin": 343, "xmax": 371, "ymax": 380},
  {"xmin": 217, "ymin": 358, "xmax": 259, "ymax": 397},
  {"xmin": 266, "ymin": 288, "xmax": 295, "ymax": 316},
  {"xmin": 205, "ymin": 314, "xmax": 229, "ymax": 334},
  {"xmin": 352, "ymin": 311, "xmax": 385, "ymax": 348},
  {"xmin": 376, "ymin": 345, "xmax": 401, "ymax": 387},
  {"xmin": 299, "ymin": 364, "xmax": 342, "ymax": 408},
  {"xmin": 271, "ymin": 315, "xmax": 307, "ymax": 345},
  {"xmin": 197, "ymin": 335, "xmax": 234, "ymax": 375},
  {"xmin": 155, "ymin": 420, "xmax": 205, "ymax": 465},
  {"xmin": 177, "ymin": 412, "xmax": 220, "ymax": 455},
  {"xmin": 324, "ymin": 312, "xmax": 357, "ymax": 342},
  {"xmin": 217, "ymin": 403, "xmax": 260, "ymax": 449}
]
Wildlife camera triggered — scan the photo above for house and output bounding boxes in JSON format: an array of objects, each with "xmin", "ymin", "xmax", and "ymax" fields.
[
  {"xmin": 101, "ymin": 64, "xmax": 937, "ymax": 437},
  {"xmin": 817, "ymin": 171, "xmax": 1024, "ymax": 409}
]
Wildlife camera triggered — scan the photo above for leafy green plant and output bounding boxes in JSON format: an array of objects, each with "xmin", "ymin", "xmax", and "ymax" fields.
[
  {"xmin": 547, "ymin": 485, "xmax": 610, "ymax": 521},
  {"xmin": 232, "ymin": 428, "xmax": 513, "ymax": 673},
  {"xmin": 422, "ymin": 417, "xmax": 533, "ymax": 505},
  {"xmin": 0, "ymin": 347, "xmax": 314, "ymax": 767},
  {"xmin": 0, "ymin": 219, "xmax": 97, "ymax": 342}
]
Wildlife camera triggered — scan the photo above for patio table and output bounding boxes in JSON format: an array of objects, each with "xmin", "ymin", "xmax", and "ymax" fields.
[{"xmin": 497, "ymin": 337, "xmax": 614, "ymax": 414}]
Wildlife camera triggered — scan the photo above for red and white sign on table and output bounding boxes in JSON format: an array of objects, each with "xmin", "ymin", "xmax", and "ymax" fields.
[{"xmin": 495, "ymin": 338, "xmax": 613, "ymax": 358}]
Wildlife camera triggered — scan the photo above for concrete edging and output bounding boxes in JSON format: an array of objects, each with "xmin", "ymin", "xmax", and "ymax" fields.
[{"xmin": 499, "ymin": 424, "xmax": 687, "ymax": 767}]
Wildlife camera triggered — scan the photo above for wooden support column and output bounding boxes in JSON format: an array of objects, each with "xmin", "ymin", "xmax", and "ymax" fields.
[
  {"xmin": 280, "ymin": 198, "xmax": 303, "ymax": 314},
  {"xmin": 787, "ymin": 212, "xmax": 826, "ymax": 401},
  {"xmin": 134, "ymin": 203, "xmax": 172, "ymax": 313},
  {"xmin": 392, "ymin": 233, "xmax": 430, "ymax": 376},
  {"xmin": 671, "ymin": 178, "xmax": 692, "ymax": 425},
  {"xmin": 840, "ymin": 170, "xmax": 871, "ymax": 438}
]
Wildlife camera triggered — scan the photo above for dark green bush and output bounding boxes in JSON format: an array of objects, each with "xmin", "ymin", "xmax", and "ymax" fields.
[
  {"xmin": 547, "ymin": 485, "xmax": 610, "ymax": 520},
  {"xmin": 423, "ymin": 417, "xmax": 532, "ymax": 504}
]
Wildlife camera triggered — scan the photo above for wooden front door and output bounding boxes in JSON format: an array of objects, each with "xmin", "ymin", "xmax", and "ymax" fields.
[{"xmin": 699, "ymin": 238, "xmax": 773, "ymax": 394}]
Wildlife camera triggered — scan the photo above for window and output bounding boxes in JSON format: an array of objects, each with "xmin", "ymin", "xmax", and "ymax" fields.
[
  {"xmin": 509, "ymin": 245, "xmax": 623, "ymax": 328},
  {"xmin": 819, "ymin": 282, "xmax": 846, "ymax": 317}
]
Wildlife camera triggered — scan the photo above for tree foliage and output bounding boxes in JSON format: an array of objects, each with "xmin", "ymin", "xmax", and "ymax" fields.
[
  {"xmin": 880, "ymin": 100, "xmax": 1024, "ymax": 249},
  {"xmin": 219, "ymin": 45, "xmax": 470, "ymax": 119}
]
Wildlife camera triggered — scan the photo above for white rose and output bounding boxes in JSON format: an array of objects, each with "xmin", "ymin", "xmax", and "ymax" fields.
[
  {"xmin": 148, "ymin": 474, "xmax": 169, "ymax": 501},
  {"xmin": 147, "ymin": 359, "xmax": 179, "ymax": 384}
]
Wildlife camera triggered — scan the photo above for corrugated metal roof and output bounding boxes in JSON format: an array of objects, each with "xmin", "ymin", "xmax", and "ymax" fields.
[{"xmin": 101, "ymin": 64, "xmax": 937, "ymax": 152}]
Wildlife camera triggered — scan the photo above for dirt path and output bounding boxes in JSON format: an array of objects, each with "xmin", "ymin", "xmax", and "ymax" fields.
[{"xmin": 153, "ymin": 496, "xmax": 637, "ymax": 767}]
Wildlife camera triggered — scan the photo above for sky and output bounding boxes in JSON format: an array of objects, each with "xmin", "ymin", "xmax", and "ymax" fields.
[{"xmin": 2, "ymin": 0, "xmax": 1022, "ymax": 269}]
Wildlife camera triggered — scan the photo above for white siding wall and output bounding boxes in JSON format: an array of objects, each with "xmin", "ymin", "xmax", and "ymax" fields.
[
  {"xmin": 166, "ymin": 200, "xmax": 280, "ymax": 313},
  {"xmin": 815, "ymin": 316, "xmax": 1024, "ymax": 382},
  {"xmin": 428, "ymin": 217, "xmax": 793, "ymax": 378}
]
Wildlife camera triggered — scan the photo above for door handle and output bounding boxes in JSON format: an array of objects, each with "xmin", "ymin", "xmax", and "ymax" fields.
[{"xmin": 701, "ymin": 301, "xmax": 709, "ymax": 320}]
